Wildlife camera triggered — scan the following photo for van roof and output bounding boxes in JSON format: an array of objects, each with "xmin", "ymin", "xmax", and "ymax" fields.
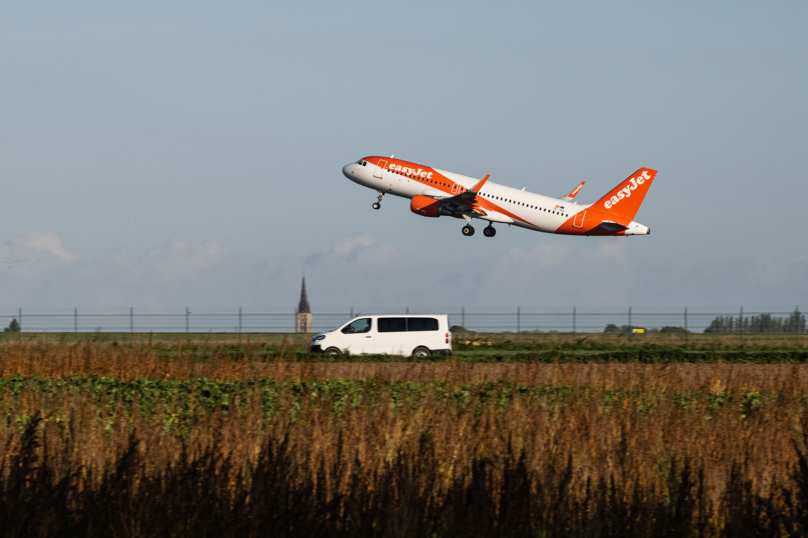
[
  {"xmin": 348, "ymin": 314, "xmax": 448, "ymax": 319},
  {"xmin": 364, "ymin": 314, "xmax": 447, "ymax": 317}
]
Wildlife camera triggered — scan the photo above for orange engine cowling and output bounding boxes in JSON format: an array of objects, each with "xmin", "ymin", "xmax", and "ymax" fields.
[{"xmin": 410, "ymin": 195, "xmax": 445, "ymax": 217}]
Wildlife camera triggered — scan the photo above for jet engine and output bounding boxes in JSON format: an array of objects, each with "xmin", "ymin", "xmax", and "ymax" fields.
[{"xmin": 410, "ymin": 195, "xmax": 454, "ymax": 218}]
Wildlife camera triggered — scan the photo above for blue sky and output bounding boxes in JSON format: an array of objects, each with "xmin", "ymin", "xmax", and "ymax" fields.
[{"xmin": 0, "ymin": 1, "xmax": 806, "ymax": 310}]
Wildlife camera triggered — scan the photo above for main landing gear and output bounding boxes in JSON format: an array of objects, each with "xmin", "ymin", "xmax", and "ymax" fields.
[
  {"xmin": 461, "ymin": 224, "xmax": 496, "ymax": 237},
  {"xmin": 372, "ymin": 191, "xmax": 384, "ymax": 210}
]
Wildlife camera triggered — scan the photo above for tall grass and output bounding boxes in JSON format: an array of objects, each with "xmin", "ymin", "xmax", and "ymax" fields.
[
  {"xmin": 1, "ymin": 336, "xmax": 807, "ymax": 377},
  {"xmin": 3, "ymin": 341, "xmax": 808, "ymax": 536},
  {"xmin": 4, "ymin": 338, "xmax": 808, "ymax": 382}
]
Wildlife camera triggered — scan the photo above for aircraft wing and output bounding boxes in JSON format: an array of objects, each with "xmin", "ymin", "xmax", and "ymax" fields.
[{"xmin": 432, "ymin": 175, "xmax": 490, "ymax": 216}]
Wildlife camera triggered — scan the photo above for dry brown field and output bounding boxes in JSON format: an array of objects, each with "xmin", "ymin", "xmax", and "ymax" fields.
[
  {"xmin": 0, "ymin": 338, "xmax": 806, "ymax": 388},
  {"xmin": 3, "ymin": 339, "xmax": 808, "ymax": 536}
]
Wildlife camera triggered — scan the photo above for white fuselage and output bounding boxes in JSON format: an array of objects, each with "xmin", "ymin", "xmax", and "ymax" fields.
[
  {"xmin": 343, "ymin": 161, "xmax": 587, "ymax": 233},
  {"xmin": 342, "ymin": 157, "xmax": 653, "ymax": 237}
]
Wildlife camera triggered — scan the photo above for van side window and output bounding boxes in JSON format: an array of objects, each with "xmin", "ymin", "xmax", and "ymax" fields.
[
  {"xmin": 407, "ymin": 317, "xmax": 439, "ymax": 331},
  {"xmin": 342, "ymin": 318, "xmax": 371, "ymax": 334},
  {"xmin": 378, "ymin": 317, "xmax": 406, "ymax": 332}
]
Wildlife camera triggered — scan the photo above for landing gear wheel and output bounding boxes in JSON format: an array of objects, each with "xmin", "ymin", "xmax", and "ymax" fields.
[
  {"xmin": 483, "ymin": 226, "xmax": 496, "ymax": 237},
  {"xmin": 373, "ymin": 191, "xmax": 384, "ymax": 210},
  {"xmin": 324, "ymin": 347, "xmax": 341, "ymax": 356},
  {"xmin": 412, "ymin": 346, "xmax": 432, "ymax": 358},
  {"xmin": 462, "ymin": 225, "xmax": 475, "ymax": 236}
]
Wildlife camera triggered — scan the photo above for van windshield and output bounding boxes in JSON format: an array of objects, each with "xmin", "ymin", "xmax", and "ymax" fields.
[{"xmin": 342, "ymin": 318, "xmax": 371, "ymax": 334}]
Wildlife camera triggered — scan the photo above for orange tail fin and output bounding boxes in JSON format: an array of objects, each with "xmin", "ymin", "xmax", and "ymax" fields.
[{"xmin": 593, "ymin": 168, "xmax": 657, "ymax": 221}]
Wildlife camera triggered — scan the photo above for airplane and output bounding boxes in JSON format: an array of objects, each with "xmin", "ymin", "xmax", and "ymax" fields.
[{"xmin": 342, "ymin": 156, "xmax": 656, "ymax": 237}]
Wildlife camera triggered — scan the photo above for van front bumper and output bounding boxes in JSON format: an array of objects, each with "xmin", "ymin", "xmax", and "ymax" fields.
[{"xmin": 310, "ymin": 345, "xmax": 323, "ymax": 353}]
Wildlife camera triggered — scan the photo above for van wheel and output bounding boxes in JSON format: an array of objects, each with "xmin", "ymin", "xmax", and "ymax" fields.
[
  {"xmin": 412, "ymin": 346, "xmax": 431, "ymax": 357},
  {"xmin": 324, "ymin": 347, "xmax": 341, "ymax": 356}
]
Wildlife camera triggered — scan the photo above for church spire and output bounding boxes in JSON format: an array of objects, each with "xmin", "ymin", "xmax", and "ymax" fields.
[{"xmin": 297, "ymin": 274, "xmax": 311, "ymax": 314}]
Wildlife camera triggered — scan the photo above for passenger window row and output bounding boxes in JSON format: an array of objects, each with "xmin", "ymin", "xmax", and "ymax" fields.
[
  {"xmin": 378, "ymin": 317, "xmax": 439, "ymax": 332},
  {"xmin": 480, "ymin": 193, "xmax": 569, "ymax": 217},
  {"xmin": 392, "ymin": 169, "xmax": 453, "ymax": 189}
]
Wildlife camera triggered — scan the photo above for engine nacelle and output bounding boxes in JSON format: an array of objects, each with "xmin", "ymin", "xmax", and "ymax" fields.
[{"xmin": 410, "ymin": 195, "xmax": 452, "ymax": 218}]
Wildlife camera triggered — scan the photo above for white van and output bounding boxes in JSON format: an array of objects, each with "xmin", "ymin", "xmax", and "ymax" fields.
[{"xmin": 310, "ymin": 315, "xmax": 452, "ymax": 357}]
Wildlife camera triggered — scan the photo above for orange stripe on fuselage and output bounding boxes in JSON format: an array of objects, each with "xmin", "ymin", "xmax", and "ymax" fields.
[
  {"xmin": 364, "ymin": 157, "xmax": 539, "ymax": 228},
  {"xmin": 472, "ymin": 195, "xmax": 537, "ymax": 228}
]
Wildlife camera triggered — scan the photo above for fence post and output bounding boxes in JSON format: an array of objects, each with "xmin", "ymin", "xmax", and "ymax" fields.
[
  {"xmin": 740, "ymin": 306, "xmax": 744, "ymax": 346},
  {"xmin": 239, "ymin": 307, "xmax": 242, "ymax": 343},
  {"xmin": 130, "ymin": 307, "xmax": 133, "ymax": 336},
  {"xmin": 517, "ymin": 306, "xmax": 521, "ymax": 334},
  {"xmin": 74, "ymin": 307, "xmax": 78, "ymax": 334},
  {"xmin": 796, "ymin": 305, "xmax": 799, "ymax": 346},
  {"xmin": 684, "ymin": 307, "xmax": 688, "ymax": 345},
  {"xmin": 186, "ymin": 307, "xmax": 190, "ymax": 334},
  {"xmin": 573, "ymin": 306, "xmax": 576, "ymax": 334},
  {"xmin": 461, "ymin": 306, "xmax": 465, "ymax": 330},
  {"xmin": 19, "ymin": 308, "xmax": 22, "ymax": 333}
]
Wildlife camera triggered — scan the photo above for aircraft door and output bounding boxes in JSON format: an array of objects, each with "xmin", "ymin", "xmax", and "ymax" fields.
[
  {"xmin": 374, "ymin": 160, "xmax": 388, "ymax": 179},
  {"xmin": 573, "ymin": 210, "xmax": 586, "ymax": 229}
]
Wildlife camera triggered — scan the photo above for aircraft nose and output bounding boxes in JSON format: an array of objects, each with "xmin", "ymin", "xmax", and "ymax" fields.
[{"xmin": 342, "ymin": 164, "xmax": 354, "ymax": 179}]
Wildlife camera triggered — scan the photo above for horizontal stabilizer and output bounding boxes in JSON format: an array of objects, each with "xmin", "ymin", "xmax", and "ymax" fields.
[{"xmin": 600, "ymin": 220, "xmax": 629, "ymax": 231}]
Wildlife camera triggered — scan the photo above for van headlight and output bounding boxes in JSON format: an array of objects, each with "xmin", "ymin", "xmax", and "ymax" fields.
[{"xmin": 313, "ymin": 334, "xmax": 326, "ymax": 341}]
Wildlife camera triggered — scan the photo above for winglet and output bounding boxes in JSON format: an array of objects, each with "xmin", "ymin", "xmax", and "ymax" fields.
[
  {"xmin": 561, "ymin": 181, "xmax": 585, "ymax": 201},
  {"xmin": 471, "ymin": 174, "xmax": 490, "ymax": 193}
]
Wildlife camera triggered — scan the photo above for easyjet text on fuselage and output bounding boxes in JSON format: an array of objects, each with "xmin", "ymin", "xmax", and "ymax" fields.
[{"xmin": 388, "ymin": 163, "xmax": 433, "ymax": 179}]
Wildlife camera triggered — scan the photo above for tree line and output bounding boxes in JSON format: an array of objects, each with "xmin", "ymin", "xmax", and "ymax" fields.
[
  {"xmin": 602, "ymin": 309, "xmax": 806, "ymax": 334},
  {"xmin": 704, "ymin": 309, "xmax": 806, "ymax": 334}
]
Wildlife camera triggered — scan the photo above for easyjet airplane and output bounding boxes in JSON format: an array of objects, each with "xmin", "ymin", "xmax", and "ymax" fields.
[{"xmin": 342, "ymin": 156, "xmax": 656, "ymax": 237}]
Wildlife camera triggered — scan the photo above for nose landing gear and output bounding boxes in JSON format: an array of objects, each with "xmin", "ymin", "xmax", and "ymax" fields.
[
  {"xmin": 372, "ymin": 191, "xmax": 384, "ymax": 210},
  {"xmin": 462, "ymin": 225, "xmax": 475, "ymax": 236},
  {"xmin": 483, "ymin": 225, "xmax": 496, "ymax": 237}
]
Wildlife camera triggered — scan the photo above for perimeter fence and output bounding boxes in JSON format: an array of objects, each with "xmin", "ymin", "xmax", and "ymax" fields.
[{"xmin": 0, "ymin": 306, "xmax": 805, "ymax": 335}]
